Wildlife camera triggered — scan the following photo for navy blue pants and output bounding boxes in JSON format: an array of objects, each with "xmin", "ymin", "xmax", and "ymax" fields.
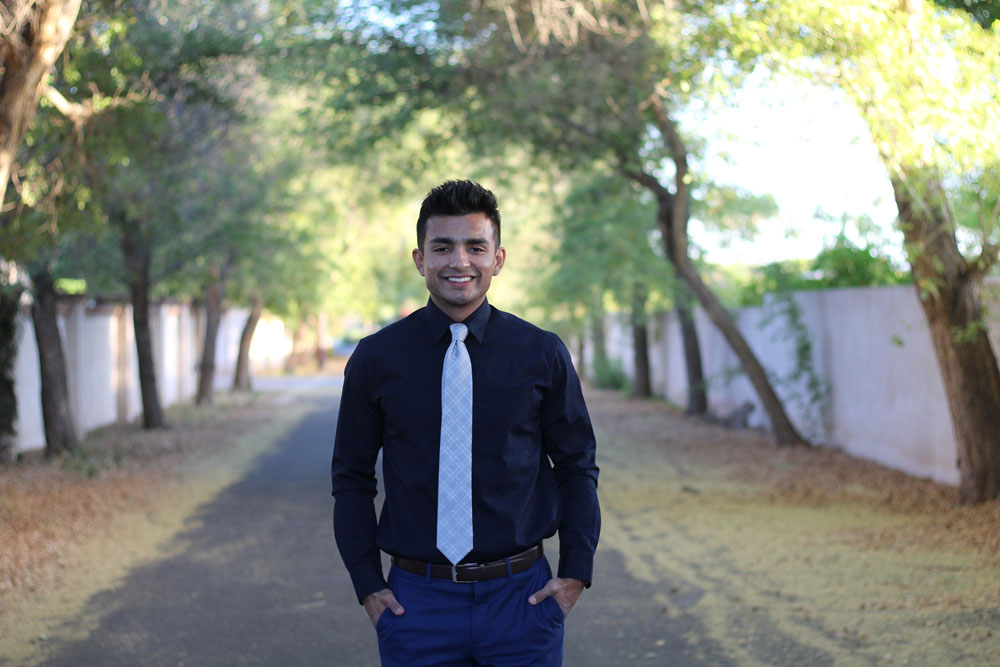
[{"xmin": 376, "ymin": 557, "xmax": 565, "ymax": 666}]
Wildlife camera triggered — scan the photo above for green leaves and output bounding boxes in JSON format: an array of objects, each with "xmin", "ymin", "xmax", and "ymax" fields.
[
  {"xmin": 532, "ymin": 169, "xmax": 676, "ymax": 329},
  {"xmin": 736, "ymin": 232, "xmax": 909, "ymax": 306},
  {"xmin": 692, "ymin": 184, "xmax": 779, "ymax": 240}
]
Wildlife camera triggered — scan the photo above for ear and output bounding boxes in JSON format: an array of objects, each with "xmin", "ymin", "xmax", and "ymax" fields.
[
  {"xmin": 412, "ymin": 248, "xmax": 425, "ymax": 276},
  {"xmin": 492, "ymin": 246, "xmax": 506, "ymax": 276}
]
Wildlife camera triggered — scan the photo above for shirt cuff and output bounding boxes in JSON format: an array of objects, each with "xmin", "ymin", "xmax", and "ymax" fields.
[
  {"xmin": 556, "ymin": 547, "xmax": 594, "ymax": 588},
  {"xmin": 348, "ymin": 560, "xmax": 388, "ymax": 604}
]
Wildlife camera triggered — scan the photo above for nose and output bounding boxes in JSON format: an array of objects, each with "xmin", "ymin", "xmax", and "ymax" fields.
[{"xmin": 450, "ymin": 247, "xmax": 471, "ymax": 268}]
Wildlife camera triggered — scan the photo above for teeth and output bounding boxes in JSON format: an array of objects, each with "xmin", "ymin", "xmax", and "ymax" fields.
[{"xmin": 448, "ymin": 277, "xmax": 472, "ymax": 283}]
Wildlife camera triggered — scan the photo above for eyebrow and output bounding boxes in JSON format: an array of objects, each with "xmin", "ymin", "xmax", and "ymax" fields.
[{"xmin": 429, "ymin": 236, "xmax": 490, "ymax": 245}]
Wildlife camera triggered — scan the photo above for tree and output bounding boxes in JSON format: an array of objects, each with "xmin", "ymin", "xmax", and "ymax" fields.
[
  {"xmin": 1, "ymin": 208, "xmax": 86, "ymax": 461},
  {"xmin": 736, "ymin": 0, "xmax": 1000, "ymax": 501},
  {"xmin": 181, "ymin": 128, "xmax": 325, "ymax": 401},
  {"xmin": 181, "ymin": 137, "xmax": 269, "ymax": 405},
  {"xmin": 535, "ymin": 171, "xmax": 674, "ymax": 397},
  {"xmin": 4, "ymin": 0, "xmax": 345, "ymax": 439},
  {"xmin": 29, "ymin": 265, "xmax": 78, "ymax": 454},
  {"xmin": 46, "ymin": 0, "xmax": 254, "ymax": 427},
  {"xmin": 343, "ymin": 0, "xmax": 803, "ymax": 440},
  {"xmin": 811, "ymin": 237, "xmax": 909, "ymax": 289},
  {"xmin": 1, "ymin": 59, "xmax": 105, "ymax": 456},
  {"xmin": 0, "ymin": 0, "xmax": 81, "ymax": 208},
  {"xmin": 1, "ymin": 0, "xmax": 88, "ymax": 455},
  {"xmin": 0, "ymin": 278, "xmax": 21, "ymax": 462},
  {"xmin": 934, "ymin": 0, "xmax": 999, "ymax": 27}
]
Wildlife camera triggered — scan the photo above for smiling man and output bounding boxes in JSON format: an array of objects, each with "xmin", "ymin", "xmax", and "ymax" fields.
[{"xmin": 331, "ymin": 180, "xmax": 600, "ymax": 666}]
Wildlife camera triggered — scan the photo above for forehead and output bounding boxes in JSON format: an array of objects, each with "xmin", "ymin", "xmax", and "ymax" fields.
[{"xmin": 425, "ymin": 213, "xmax": 497, "ymax": 244}]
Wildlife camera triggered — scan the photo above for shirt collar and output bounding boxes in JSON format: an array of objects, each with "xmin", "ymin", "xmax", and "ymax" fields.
[{"xmin": 424, "ymin": 297, "xmax": 491, "ymax": 344}]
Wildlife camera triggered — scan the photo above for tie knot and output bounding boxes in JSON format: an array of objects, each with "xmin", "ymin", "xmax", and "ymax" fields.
[{"xmin": 450, "ymin": 323, "xmax": 468, "ymax": 343}]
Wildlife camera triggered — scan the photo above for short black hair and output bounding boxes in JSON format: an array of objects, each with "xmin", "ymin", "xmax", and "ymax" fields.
[{"xmin": 416, "ymin": 180, "xmax": 501, "ymax": 250}]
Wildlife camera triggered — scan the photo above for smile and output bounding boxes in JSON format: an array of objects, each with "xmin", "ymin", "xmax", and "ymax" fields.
[{"xmin": 446, "ymin": 277, "xmax": 473, "ymax": 283}]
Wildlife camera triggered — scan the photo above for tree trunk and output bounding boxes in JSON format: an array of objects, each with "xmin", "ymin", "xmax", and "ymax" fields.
[
  {"xmin": 894, "ymin": 177, "xmax": 1000, "ymax": 504},
  {"xmin": 0, "ymin": 285, "xmax": 23, "ymax": 463},
  {"xmin": 589, "ymin": 307, "xmax": 607, "ymax": 377},
  {"xmin": 196, "ymin": 275, "xmax": 224, "ymax": 405},
  {"xmin": 315, "ymin": 313, "xmax": 328, "ymax": 371},
  {"xmin": 29, "ymin": 267, "xmax": 79, "ymax": 456},
  {"xmin": 0, "ymin": 0, "xmax": 82, "ymax": 207},
  {"xmin": 675, "ymin": 294, "xmax": 707, "ymax": 415},
  {"xmin": 574, "ymin": 335, "xmax": 585, "ymax": 376},
  {"xmin": 121, "ymin": 227, "xmax": 164, "ymax": 428},
  {"xmin": 625, "ymin": 161, "xmax": 805, "ymax": 445},
  {"xmin": 630, "ymin": 283, "xmax": 651, "ymax": 398},
  {"xmin": 284, "ymin": 320, "xmax": 307, "ymax": 373},
  {"xmin": 233, "ymin": 294, "xmax": 262, "ymax": 392},
  {"xmin": 624, "ymin": 167, "xmax": 707, "ymax": 413},
  {"xmin": 674, "ymin": 256, "xmax": 804, "ymax": 444},
  {"xmin": 624, "ymin": 188, "xmax": 805, "ymax": 445}
]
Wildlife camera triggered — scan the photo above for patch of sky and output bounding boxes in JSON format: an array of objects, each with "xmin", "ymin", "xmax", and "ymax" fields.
[{"xmin": 679, "ymin": 68, "xmax": 903, "ymax": 267}]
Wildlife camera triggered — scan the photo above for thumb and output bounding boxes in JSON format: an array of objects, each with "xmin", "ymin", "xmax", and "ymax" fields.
[
  {"xmin": 384, "ymin": 591, "xmax": 405, "ymax": 615},
  {"xmin": 528, "ymin": 586, "xmax": 550, "ymax": 606}
]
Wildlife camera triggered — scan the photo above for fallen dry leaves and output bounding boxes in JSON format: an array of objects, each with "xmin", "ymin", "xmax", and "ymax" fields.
[
  {"xmin": 589, "ymin": 388, "xmax": 999, "ymax": 665},
  {"xmin": 0, "ymin": 392, "xmax": 271, "ymax": 611},
  {"xmin": 585, "ymin": 388, "xmax": 1000, "ymax": 566}
]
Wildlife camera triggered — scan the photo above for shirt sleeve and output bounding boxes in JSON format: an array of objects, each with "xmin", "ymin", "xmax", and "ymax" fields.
[
  {"xmin": 540, "ymin": 335, "xmax": 601, "ymax": 586},
  {"xmin": 331, "ymin": 344, "xmax": 386, "ymax": 603}
]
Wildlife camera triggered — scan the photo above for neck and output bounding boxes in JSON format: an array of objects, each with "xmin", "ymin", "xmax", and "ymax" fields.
[{"xmin": 431, "ymin": 295, "xmax": 485, "ymax": 323}]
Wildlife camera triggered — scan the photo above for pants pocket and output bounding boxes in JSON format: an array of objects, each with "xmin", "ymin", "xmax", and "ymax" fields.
[
  {"xmin": 376, "ymin": 606, "xmax": 394, "ymax": 636},
  {"xmin": 542, "ymin": 595, "xmax": 566, "ymax": 625}
]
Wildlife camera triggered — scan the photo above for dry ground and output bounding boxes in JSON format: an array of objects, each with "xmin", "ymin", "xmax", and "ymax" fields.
[
  {"xmin": 588, "ymin": 389, "xmax": 999, "ymax": 665},
  {"xmin": 0, "ymin": 390, "xmax": 313, "ymax": 661},
  {"xmin": 1, "ymin": 384, "xmax": 998, "ymax": 665}
]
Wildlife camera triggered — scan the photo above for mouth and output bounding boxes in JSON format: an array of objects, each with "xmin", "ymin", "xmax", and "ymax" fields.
[{"xmin": 445, "ymin": 276, "xmax": 474, "ymax": 285}]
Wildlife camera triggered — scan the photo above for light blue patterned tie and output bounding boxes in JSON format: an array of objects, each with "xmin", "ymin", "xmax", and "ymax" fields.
[{"xmin": 436, "ymin": 323, "xmax": 473, "ymax": 565}]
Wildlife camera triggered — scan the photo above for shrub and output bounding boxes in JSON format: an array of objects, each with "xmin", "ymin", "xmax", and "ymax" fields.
[{"xmin": 592, "ymin": 357, "xmax": 629, "ymax": 392}]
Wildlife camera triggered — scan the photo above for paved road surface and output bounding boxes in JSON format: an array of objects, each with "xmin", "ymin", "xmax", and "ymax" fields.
[{"xmin": 35, "ymin": 376, "xmax": 823, "ymax": 666}]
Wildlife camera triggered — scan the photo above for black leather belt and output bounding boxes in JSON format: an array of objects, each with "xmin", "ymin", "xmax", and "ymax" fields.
[{"xmin": 392, "ymin": 544, "xmax": 543, "ymax": 583}]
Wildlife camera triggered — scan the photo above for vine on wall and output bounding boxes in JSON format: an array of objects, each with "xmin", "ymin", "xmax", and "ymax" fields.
[{"xmin": 761, "ymin": 291, "xmax": 831, "ymax": 442}]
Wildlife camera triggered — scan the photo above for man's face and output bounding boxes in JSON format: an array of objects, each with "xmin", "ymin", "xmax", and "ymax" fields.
[{"xmin": 412, "ymin": 213, "xmax": 506, "ymax": 322}]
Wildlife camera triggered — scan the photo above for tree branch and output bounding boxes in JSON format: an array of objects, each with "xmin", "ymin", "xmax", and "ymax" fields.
[
  {"xmin": 649, "ymin": 88, "xmax": 691, "ymax": 249},
  {"xmin": 40, "ymin": 82, "xmax": 90, "ymax": 126},
  {"xmin": 0, "ymin": 0, "xmax": 37, "ymax": 36},
  {"xmin": 649, "ymin": 88, "xmax": 688, "ymax": 179},
  {"xmin": 502, "ymin": 5, "xmax": 528, "ymax": 54},
  {"xmin": 966, "ymin": 242, "xmax": 1000, "ymax": 281},
  {"xmin": 42, "ymin": 74, "xmax": 159, "ymax": 128},
  {"xmin": 620, "ymin": 166, "xmax": 670, "ymax": 202}
]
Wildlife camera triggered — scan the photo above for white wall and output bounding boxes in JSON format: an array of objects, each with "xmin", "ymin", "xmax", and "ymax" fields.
[
  {"xmin": 13, "ymin": 316, "xmax": 43, "ymax": 448},
  {"xmin": 603, "ymin": 281, "xmax": 1000, "ymax": 486},
  {"xmin": 11, "ymin": 299, "xmax": 289, "ymax": 455},
  {"xmin": 251, "ymin": 317, "xmax": 292, "ymax": 372},
  {"xmin": 68, "ymin": 303, "xmax": 118, "ymax": 432}
]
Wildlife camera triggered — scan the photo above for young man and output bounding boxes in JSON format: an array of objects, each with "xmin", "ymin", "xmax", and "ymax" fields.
[{"xmin": 332, "ymin": 180, "xmax": 600, "ymax": 665}]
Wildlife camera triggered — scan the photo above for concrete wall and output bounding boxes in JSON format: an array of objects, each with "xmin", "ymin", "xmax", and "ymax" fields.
[
  {"xmin": 601, "ymin": 282, "xmax": 1000, "ymax": 486},
  {"xmin": 11, "ymin": 299, "xmax": 289, "ymax": 455}
]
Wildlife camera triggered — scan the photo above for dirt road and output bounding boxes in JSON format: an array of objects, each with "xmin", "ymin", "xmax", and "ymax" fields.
[{"xmin": 2, "ymin": 377, "xmax": 997, "ymax": 665}]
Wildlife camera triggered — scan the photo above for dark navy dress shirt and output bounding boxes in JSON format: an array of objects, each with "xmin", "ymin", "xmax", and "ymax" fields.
[{"xmin": 331, "ymin": 298, "xmax": 600, "ymax": 602}]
